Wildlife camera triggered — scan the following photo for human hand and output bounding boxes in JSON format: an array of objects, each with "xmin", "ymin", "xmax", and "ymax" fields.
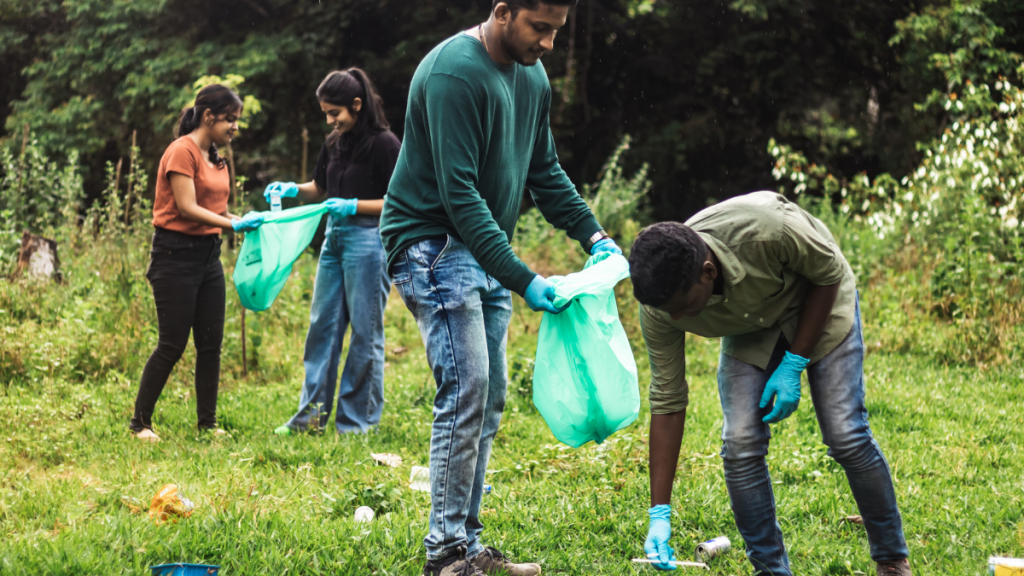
[
  {"xmin": 231, "ymin": 211, "xmax": 264, "ymax": 232},
  {"xmin": 323, "ymin": 197, "xmax": 359, "ymax": 219},
  {"xmin": 263, "ymin": 182, "xmax": 299, "ymax": 202},
  {"xmin": 524, "ymin": 275, "xmax": 569, "ymax": 314},
  {"xmin": 590, "ymin": 237, "xmax": 623, "ymax": 256},
  {"xmin": 644, "ymin": 504, "xmax": 677, "ymax": 571},
  {"xmin": 760, "ymin": 351, "xmax": 810, "ymax": 423}
]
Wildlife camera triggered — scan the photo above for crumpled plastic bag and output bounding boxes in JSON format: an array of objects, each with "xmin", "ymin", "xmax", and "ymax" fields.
[
  {"xmin": 532, "ymin": 253, "xmax": 640, "ymax": 448},
  {"xmin": 149, "ymin": 484, "xmax": 195, "ymax": 524}
]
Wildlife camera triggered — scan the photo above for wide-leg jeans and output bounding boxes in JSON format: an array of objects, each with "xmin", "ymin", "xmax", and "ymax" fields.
[
  {"xmin": 284, "ymin": 215, "xmax": 390, "ymax": 434},
  {"xmin": 389, "ymin": 235, "xmax": 512, "ymax": 561},
  {"xmin": 718, "ymin": 295, "xmax": 909, "ymax": 575}
]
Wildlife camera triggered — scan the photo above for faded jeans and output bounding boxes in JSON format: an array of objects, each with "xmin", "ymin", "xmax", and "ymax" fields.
[
  {"xmin": 390, "ymin": 236, "xmax": 512, "ymax": 561},
  {"xmin": 283, "ymin": 216, "xmax": 390, "ymax": 434},
  {"xmin": 718, "ymin": 295, "xmax": 908, "ymax": 575}
]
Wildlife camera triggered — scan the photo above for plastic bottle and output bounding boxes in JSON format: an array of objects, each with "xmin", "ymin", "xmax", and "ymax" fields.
[{"xmin": 270, "ymin": 190, "xmax": 282, "ymax": 213}]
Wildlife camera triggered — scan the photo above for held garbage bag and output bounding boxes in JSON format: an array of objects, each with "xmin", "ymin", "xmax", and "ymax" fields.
[
  {"xmin": 233, "ymin": 204, "xmax": 328, "ymax": 311},
  {"xmin": 533, "ymin": 252, "xmax": 640, "ymax": 448}
]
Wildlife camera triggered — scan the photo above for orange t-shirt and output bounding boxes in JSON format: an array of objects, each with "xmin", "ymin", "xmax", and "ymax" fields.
[{"xmin": 152, "ymin": 137, "xmax": 231, "ymax": 236}]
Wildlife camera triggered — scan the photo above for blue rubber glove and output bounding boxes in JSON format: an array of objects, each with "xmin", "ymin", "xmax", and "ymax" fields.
[
  {"xmin": 590, "ymin": 237, "xmax": 623, "ymax": 256},
  {"xmin": 323, "ymin": 197, "xmax": 359, "ymax": 219},
  {"xmin": 263, "ymin": 181, "xmax": 299, "ymax": 202},
  {"xmin": 644, "ymin": 504, "xmax": 677, "ymax": 571},
  {"xmin": 760, "ymin": 351, "xmax": 810, "ymax": 423},
  {"xmin": 231, "ymin": 211, "xmax": 264, "ymax": 232},
  {"xmin": 524, "ymin": 275, "xmax": 569, "ymax": 314}
]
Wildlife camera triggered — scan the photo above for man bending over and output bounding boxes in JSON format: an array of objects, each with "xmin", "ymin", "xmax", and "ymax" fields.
[{"xmin": 629, "ymin": 191, "xmax": 911, "ymax": 576}]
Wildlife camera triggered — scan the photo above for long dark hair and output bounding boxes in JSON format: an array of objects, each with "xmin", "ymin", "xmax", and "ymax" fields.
[
  {"xmin": 316, "ymin": 68, "xmax": 390, "ymax": 162},
  {"xmin": 174, "ymin": 84, "xmax": 243, "ymax": 168}
]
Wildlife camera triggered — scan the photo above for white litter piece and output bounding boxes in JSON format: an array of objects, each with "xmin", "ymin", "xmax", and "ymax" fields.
[
  {"xmin": 409, "ymin": 466, "xmax": 430, "ymax": 492},
  {"xmin": 354, "ymin": 506, "xmax": 375, "ymax": 523},
  {"xmin": 632, "ymin": 558, "xmax": 708, "ymax": 570},
  {"xmin": 370, "ymin": 453, "xmax": 403, "ymax": 468}
]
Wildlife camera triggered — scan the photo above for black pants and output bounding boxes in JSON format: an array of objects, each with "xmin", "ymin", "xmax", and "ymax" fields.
[{"xmin": 130, "ymin": 227, "xmax": 225, "ymax": 432}]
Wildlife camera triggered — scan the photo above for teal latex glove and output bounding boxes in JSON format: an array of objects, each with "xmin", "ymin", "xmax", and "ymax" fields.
[
  {"xmin": 323, "ymin": 197, "xmax": 359, "ymax": 219},
  {"xmin": 263, "ymin": 182, "xmax": 299, "ymax": 202},
  {"xmin": 644, "ymin": 505, "xmax": 677, "ymax": 571},
  {"xmin": 590, "ymin": 237, "xmax": 623, "ymax": 256},
  {"xmin": 524, "ymin": 275, "xmax": 569, "ymax": 314},
  {"xmin": 231, "ymin": 211, "xmax": 264, "ymax": 232},
  {"xmin": 760, "ymin": 351, "xmax": 810, "ymax": 423}
]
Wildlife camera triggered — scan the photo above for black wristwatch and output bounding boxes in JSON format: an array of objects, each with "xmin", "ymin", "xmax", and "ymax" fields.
[{"xmin": 583, "ymin": 230, "xmax": 610, "ymax": 254}]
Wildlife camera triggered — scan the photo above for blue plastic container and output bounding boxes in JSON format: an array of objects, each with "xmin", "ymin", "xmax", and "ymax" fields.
[{"xmin": 150, "ymin": 564, "xmax": 219, "ymax": 576}]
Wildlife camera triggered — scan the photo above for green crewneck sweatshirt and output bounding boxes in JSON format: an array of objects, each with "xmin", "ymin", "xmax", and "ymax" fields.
[{"xmin": 380, "ymin": 33, "xmax": 602, "ymax": 296}]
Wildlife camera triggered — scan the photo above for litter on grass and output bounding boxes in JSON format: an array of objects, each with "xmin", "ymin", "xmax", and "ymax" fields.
[
  {"xmin": 371, "ymin": 453, "xmax": 403, "ymax": 468},
  {"xmin": 148, "ymin": 484, "xmax": 194, "ymax": 524},
  {"xmin": 354, "ymin": 506, "xmax": 375, "ymax": 523},
  {"xmin": 409, "ymin": 466, "xmax": 430, "ymax": 492},
  {"xmin": 632, "ymin": 559, "xmax": 708, "ymax": 570},
  {"xmin": 694, "ymin": 536, "xmax": 731, "ymax": 562},
  {"xmin": 990, "ymin": 557, "xmax": 1024, "ymax": 576}
]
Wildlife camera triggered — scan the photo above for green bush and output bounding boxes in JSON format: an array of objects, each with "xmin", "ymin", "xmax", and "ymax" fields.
[{"xmin": 768, "ymin": 66, "xmax": 1024, "ymax": 365}]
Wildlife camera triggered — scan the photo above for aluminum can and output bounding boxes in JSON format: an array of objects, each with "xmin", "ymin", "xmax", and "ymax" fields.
[{"xmin": 695, "ymin": 536, "xmax": 731, "ymax": 562}]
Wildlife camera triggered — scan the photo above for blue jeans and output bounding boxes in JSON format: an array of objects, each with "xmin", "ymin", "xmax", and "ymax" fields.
[
  {"xmin": 284, "ymin": 216, "xmax": 390, "ymax": 434},
  {"xmin": 718, "ymin": 295, "xmax": 908, "ymax": 575},
  {"xmin": 390, "ymin": 236, "xmax": 512, "ymax": 561}
]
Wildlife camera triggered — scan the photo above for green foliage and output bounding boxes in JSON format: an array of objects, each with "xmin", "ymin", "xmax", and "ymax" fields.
[
  {"xmin": 891, "ymin": 0, "xmax": 1023, "ymax": 111},
  {"xmin": 768, "ymin": 66, "xmax": 1024, "ymax": 365},
  {"xmin": 0, "ymin": 134, "xmax": 82, "ymax": 270}
]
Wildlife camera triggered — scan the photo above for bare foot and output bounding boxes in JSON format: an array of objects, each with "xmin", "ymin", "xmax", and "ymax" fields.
[{"xmin": 135, "ymin": 428, "xmax": 160, "ymax": 443}]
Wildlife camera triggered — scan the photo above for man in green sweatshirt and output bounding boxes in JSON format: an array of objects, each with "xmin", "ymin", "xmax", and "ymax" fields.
[{"xmin": 380, "ymin": 1, "xmax": 620, "ymax": 575}]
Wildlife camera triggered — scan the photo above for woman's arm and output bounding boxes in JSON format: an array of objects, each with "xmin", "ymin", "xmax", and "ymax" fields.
[
  {"xmin": 170, "ymin": 173, "xmax": 234, "ymax": 229},
  {"xmin": 356, "ymin": 199, "xmax": 385, "ymax": 216},
  {"xmin": 296, "ymin": 181, "xmax": 323, "ymax": 202}
]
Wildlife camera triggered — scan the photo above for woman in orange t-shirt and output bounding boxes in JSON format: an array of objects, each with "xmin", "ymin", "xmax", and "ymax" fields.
[{"xmin": 130, "ymin": 84, "xmax": 263, "ymax": 442}]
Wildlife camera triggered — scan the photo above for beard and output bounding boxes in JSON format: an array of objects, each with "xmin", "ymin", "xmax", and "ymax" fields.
[{"xmin": 498, "ymin": 28, "xmax": 544, "ymax": 66}]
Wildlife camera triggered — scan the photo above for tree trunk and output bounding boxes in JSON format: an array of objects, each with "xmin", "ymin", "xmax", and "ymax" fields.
[{"xmin": 15, "ymin": 230, "xmax": 62, "ymax": 283}]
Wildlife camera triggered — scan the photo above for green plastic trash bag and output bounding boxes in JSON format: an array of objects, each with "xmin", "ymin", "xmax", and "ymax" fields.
[
  {"xmin": 233, "ymin": 204, "xmax": 328, "ymax": 312},
  {"xmin": 532, "ymin": 252, "xmax": 640, "ymax": 448}
]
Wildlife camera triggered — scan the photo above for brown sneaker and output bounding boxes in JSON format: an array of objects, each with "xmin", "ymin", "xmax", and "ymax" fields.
[
  {"xmin": 423, "ymin": 547, "xmax": 485, "ymax": 576},
  {"xmin": 471, "ymin": 547, "xmax": 541, "ymax": 576},
  {"xmin": 877, "ymin": 559, "xmax": 912, "ymax": 575}
]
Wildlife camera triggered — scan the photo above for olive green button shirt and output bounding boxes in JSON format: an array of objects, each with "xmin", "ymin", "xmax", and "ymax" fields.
[{"xmin": 640, "ymin": 191, "xmax": 857, "ymax": 415}]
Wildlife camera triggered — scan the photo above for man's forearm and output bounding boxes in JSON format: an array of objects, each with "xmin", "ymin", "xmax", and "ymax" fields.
[
  {"xmin": 789, "ymin": 282, "xmax": 840, "ymax": 358},
  {"xmin": 650, "ymin": 410, "xmax": 687, "ymax": 506}
]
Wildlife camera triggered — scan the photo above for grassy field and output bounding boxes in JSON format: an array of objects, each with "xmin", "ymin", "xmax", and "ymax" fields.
[{"xmin": 1, "ymin": 244, "xmax": 1023, "ymax": 576}]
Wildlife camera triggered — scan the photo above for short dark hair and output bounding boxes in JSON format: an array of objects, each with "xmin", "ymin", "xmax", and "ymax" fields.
[
  {"xmin": 629, "ymin": 222, "xmax": 708, "ymax": 307},
  {"xmin": 494, "ymin": 0, "xmax": 578, "ymax": 17}
]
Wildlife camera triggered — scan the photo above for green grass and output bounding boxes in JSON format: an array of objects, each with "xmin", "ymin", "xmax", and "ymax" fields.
[{"xmin": 2, "ymin": 247, "xmax": 1023, "ymax": 575}]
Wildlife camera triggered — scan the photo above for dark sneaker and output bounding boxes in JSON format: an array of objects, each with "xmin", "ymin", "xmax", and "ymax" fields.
[
  {"xmin": 471, "ymin": 547, "xmax": 541, "ymax": 576},
  {"xmin": 877, "ymin": 559, "xmax": 913, "ymax": 575},
  {"xmin": 424, "ymin": 547, "xmax": 486, "ymax": 576}
]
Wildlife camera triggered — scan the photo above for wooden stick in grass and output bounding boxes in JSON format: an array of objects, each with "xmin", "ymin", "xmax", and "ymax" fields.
[{"xmin": 631, "ymin": 558, "xmax": 708, "ymax": 569}]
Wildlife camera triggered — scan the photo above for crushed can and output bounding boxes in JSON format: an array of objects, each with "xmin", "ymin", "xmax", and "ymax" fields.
[{"xmin": 695, "ymin": 536, "xmax": 731, "ymax": 562}]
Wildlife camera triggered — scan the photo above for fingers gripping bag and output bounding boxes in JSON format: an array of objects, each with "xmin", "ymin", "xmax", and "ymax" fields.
[
  {"xmin": 233, "ymin": 204, "xmax": 328, "ymax": 312},
  {"xmin": 533, "ymin": 252, "xmax": 640, "ymax": 448}
]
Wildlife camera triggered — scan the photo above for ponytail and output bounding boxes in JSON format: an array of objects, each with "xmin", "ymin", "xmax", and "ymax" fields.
[
  {"xmin": 316, "ymin": 67, "xmax": 390, "ymax": 162},
  {"xmin": 174, "ymin": 84, "xmax": 243, "ymax": 169}
]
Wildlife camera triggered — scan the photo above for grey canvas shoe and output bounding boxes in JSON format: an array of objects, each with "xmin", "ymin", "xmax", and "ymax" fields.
[
  {"xmin": 423, "ymin": 547, "xmax": 486, "ymax": 576},
  {"xmin": 876, "ymin": 559, "xmax": 913, "ymax": 575},
  {"xmin": 470, "ymin": 547, "xmax": 541, "ymax": 576}
]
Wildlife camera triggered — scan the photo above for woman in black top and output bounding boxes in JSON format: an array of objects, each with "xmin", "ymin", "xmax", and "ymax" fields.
[{"xmin": 265, "ymin": 68, "xmax": 400, "ymax": 435}]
